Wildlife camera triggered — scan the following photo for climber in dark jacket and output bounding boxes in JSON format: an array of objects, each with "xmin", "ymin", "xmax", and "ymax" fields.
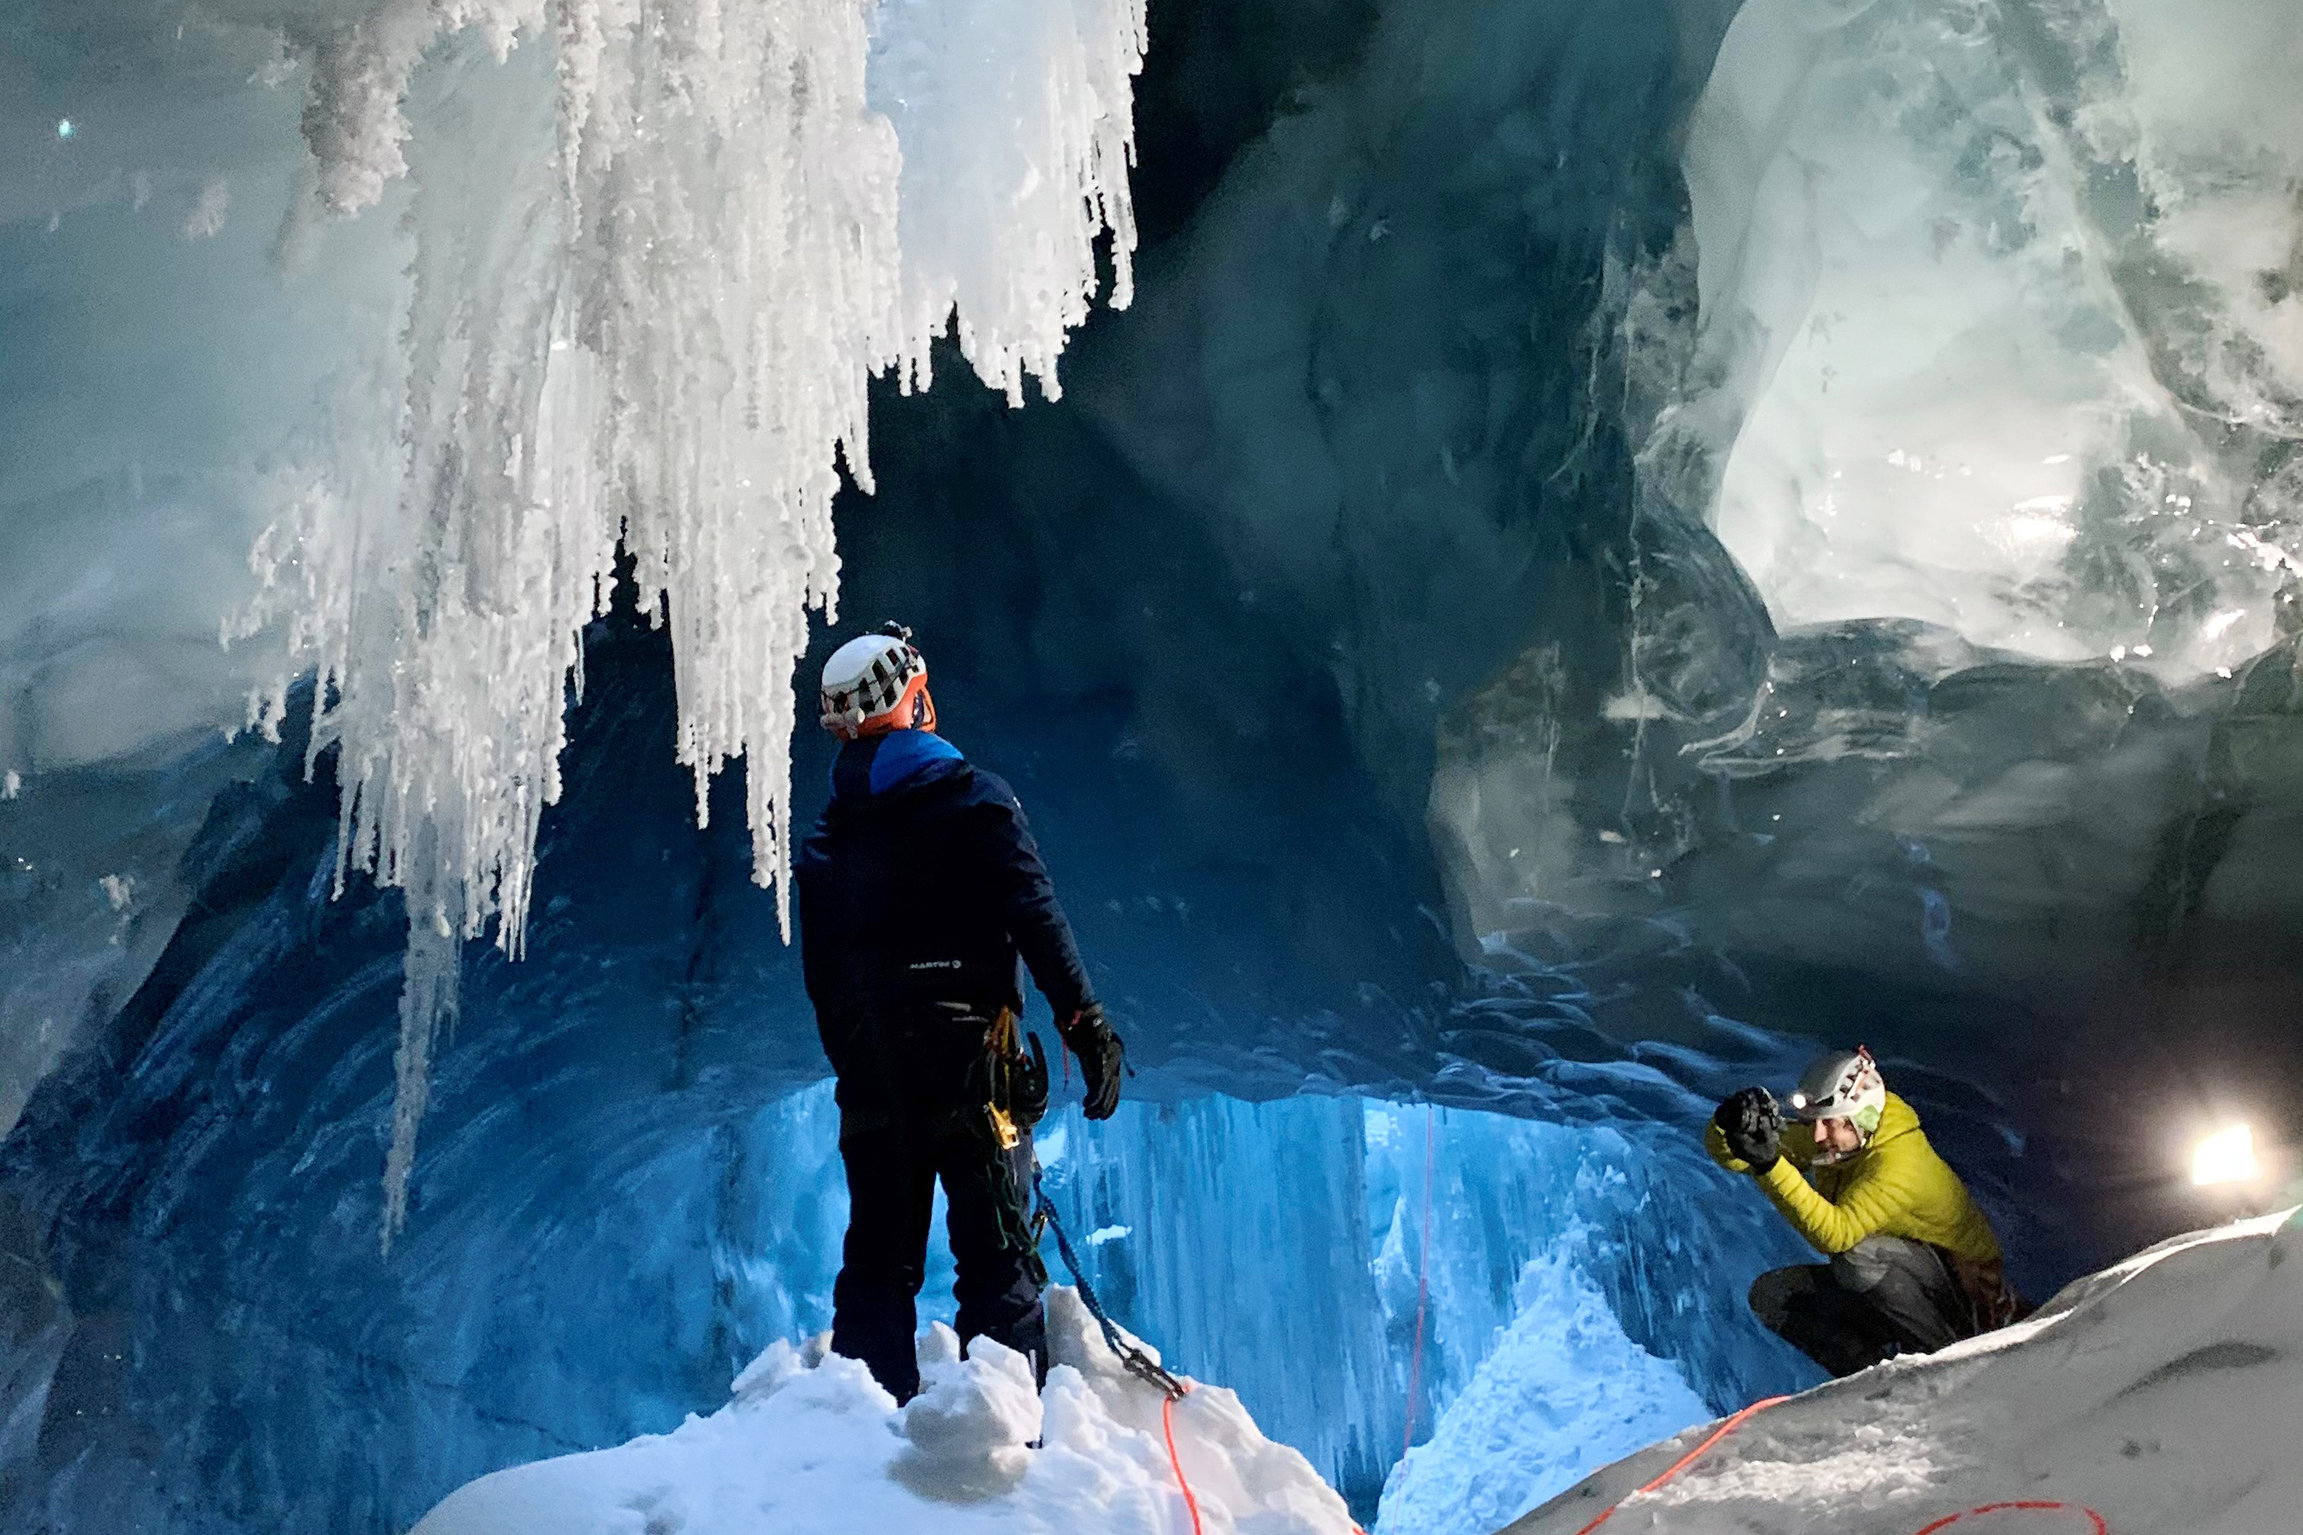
[{"xmin": 794, "ymin": 623, "xmax": 1125, "ymax": 1403}]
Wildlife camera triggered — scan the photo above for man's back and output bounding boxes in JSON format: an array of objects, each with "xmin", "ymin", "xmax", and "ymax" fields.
[{"xmin": 795, "ymin": 731, "xmax": 1093, "ymax": 1092}]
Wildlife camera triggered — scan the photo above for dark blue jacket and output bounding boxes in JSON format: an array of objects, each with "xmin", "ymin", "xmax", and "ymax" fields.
[{"xmin": 795, "ymin": 731, "xmax": 1096, "ymax": 1087}]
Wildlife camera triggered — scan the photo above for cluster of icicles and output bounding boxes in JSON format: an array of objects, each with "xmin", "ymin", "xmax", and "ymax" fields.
[{"xmin": 226, "ymin": 0, "xmax": 1145, "ymax": 1246}]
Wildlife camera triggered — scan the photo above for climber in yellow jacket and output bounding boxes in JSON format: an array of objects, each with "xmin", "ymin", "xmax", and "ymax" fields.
[{"xmin": 1707, "ymin": 1047, "xmax": 2022, "ymax": 1376}]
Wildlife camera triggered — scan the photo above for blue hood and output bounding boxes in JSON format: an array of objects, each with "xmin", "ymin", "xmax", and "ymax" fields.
[{"xmin": 829, "ymin": 730, "xmax": 966, "ymax": 801}]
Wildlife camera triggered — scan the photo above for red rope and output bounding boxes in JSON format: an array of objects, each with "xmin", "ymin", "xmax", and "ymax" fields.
[
  {"xmin": 1161, "ymin": 1389, "xmax": 1205, "ymax": 1535},
  {"xmin": 1560, "ymin": 1391, "xmax": 2107, "ymax": 1535},
  {"xmin": 1911, "ymin": 1503, "xmax": 2109, "ymax": 1535},
  {"xmin": 1570, "ymin": 1396, "xmax": 1791, "ymax": 1535},
  {"xmin": 1402, "ymin": 1103, "xmax": 1437, "ymax": 1458}
]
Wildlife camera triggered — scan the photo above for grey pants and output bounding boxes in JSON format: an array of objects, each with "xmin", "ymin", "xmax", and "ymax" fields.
[{"xmin": 1749, "ymin": 1236, "xmax": 1972, "ymax": 1377}]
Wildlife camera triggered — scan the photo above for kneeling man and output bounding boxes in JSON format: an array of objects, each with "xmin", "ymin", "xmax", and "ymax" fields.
[{"xmin": 1709, "ymin": 1047, "xmax": 2021, "ymax": 1376}]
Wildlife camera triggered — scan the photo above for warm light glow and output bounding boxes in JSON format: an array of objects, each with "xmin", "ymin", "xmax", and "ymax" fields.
[{"xmin": 2191, "ymin": 1123, "xmax": 2260, "ymax": 1187}]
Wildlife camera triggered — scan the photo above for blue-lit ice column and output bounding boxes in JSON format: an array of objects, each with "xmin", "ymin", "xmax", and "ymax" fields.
[
  {"xmin": 1036, "ymin": 1094, "xmax": 1402, "ymax": 1502},
  {"xmin": 1033, "ymin": 1096, "xmax": 1810, "ymax": 1517}
]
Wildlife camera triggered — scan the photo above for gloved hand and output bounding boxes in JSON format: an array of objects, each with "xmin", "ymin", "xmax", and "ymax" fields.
[
  {"xmin": 1066, "ymin": 1003, "xmax": 1125, "ymax": 1121},
  {"xmin": 1712, "ymin": 1086, "xmax": 1782, "ymax": 1173}
]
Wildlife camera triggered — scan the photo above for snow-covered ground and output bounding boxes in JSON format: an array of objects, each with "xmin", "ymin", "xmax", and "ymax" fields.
[
  {"xmin": 1510, "ymin": 1208, "xmax": 2303, "ymax": 1535},
  {"xmin": 411, "ymin": 1207, "xmax": 2302, "ymax": 1535},
  {"xmin": 411, "ymin": 1287, "xmax": 1356, "ymax": 1535}
]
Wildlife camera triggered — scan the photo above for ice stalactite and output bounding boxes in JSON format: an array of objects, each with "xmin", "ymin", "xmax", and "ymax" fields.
[{"xmin": 227, "ymin": 0, "xmax": 1144, "ymax": 1246}]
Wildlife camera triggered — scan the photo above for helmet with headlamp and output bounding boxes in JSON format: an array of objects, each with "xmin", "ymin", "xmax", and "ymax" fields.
[
  {"xmin": 1788, "ymin": 1046, "xmax": 1887, "ymax": 1142},
  {"xmin": 819, "ymin": 622, "xmax": 936, "ymax": 741}
]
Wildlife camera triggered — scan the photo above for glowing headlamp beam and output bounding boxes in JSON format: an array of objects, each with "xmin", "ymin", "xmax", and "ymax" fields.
[{"xmin": 2191, "ymin": 1123, "xmax": 2259, "ymax": 1188}]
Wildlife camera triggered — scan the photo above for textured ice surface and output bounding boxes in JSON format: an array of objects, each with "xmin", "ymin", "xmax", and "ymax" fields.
[
  {"xmin": 1373, "ymin": 1251, "xmax": 1708, "ymax": 1535},
  {"xmin": 0, "ymin": 614, "xmax": 1828, "ymax": 1534},
  {"xmin": 394, "ymin": 1088, "xmax": 1789, "ymax": 1534},
  {"xmin": 1678, "ymin": 0, "xmax": 2303, "ymax": 673},
  {"xmin": 692, "ymin": 1085, "xmax": 1809, "ymax": 1520},
  {"xmin": 1508, "ymin": 1209, "xmax": 2303, "ymax": 1535}
]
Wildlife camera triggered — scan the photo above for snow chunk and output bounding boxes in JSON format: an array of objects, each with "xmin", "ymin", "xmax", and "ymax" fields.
[{"xmin": 412, "ymin": 1288, "xmax": 1355, "ymax": 1535}]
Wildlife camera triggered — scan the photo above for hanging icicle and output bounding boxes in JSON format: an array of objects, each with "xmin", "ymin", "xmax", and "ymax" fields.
[{"xmin": 229, "ymin": 0, "xmax": 1144, "ymax": 1249}]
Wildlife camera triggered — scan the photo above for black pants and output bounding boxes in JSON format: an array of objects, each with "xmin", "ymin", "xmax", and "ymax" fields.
[
  {"xmin": 1750, "ymin": 1235, "xmax": 1973, "ymax": 1377},
  {"xmin": 830, "ymin": 1102, "xmax": 1046, "ymax": 1404}
]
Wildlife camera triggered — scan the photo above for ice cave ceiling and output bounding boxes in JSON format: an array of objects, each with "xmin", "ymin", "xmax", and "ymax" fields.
[{"xmin": 2, "ymin": 0, "xmax": 2302, "ymax": 1530}]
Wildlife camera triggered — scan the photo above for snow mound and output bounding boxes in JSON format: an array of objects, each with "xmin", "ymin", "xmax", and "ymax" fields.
[
  {"xmin": 411, "ymin": 1287, "xmax": 1355, "ymax": 1535},
  {"xmin": 1507, "ymin": 1209, "xmax": 2302, "ymax": 1535}
]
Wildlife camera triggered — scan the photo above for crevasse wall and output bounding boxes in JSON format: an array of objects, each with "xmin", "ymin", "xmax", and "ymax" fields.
[{"xmin": 1682, "ymin": 0, "xmax": 2303, "ymax": 672}]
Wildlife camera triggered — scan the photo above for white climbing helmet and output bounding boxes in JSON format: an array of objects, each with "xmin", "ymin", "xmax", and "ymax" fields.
[
  {"xmin": 819, "ymin": 623, "xmax": 935, "ymax": 741},
  {"xmin": 1788, "ymin": 1046, "xmax": 1887, "ymax": 1138}
]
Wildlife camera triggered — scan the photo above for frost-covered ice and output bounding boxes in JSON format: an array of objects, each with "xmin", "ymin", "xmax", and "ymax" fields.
[
  {"xmin": 199, "ymin": 0, "xmax": 1148, "ymax": 1241},
  {"xmin": 1676, "ymin": 0, "xmax": 2303, "ymax": 674},
  {"xmin": 1508, "ymin": 1209, "xmax": 2303, "ymax": 1535},
  {"xmin": 1374, "ymin": 1253, "xmax": 1709, "ymax": 1535},
  {"xmin": 411, "ymin": 1288, "xmax": 1355, "ymax": 1535}
]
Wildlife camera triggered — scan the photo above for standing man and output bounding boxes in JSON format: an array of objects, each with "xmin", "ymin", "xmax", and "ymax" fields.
[
  {"xmin": 795, "ymin": 623, "xmax": 1125, "ymax": 1403},
  {"xmin": 1708, "ymin": 1047, "xmax": 2022, "ymax": 1376}
]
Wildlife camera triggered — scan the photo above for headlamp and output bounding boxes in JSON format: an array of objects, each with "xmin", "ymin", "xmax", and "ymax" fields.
[{"xmin": 2191, "ymin": 1123, "xmax": 2260, "ymax": 1188}]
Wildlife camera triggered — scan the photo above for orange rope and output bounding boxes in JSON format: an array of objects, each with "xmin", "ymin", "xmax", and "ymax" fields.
[
  {"xmin": 1402, "ymin": 1103, "xmax": 1437, "ymax": 1458},
  {"xmin": 1570, "ymin": 1396, "xmax": 1791, "ymax": 1535},
  {"xmin": 1561, "ymin": 1392, "xmax": 2109, "ymax": 1535},
  {"xmin": 1911, "ymin": 1503, "xmax": 2108, "ymax": 1535},
  {"xmin": 1161, "ymin": 1388, "xmax": 1205, "ymax": 1535}
]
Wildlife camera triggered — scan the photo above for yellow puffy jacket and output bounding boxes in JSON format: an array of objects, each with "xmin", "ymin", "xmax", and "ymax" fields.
[{"xmin": 1705, "ymin": 1092, "xmax": 2001, "ymax": 1265}]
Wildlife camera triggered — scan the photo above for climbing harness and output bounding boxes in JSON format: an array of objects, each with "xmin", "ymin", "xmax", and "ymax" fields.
[{"xmin": 1564, "ymin": 1392, "xmax": 2109, "ymax": 1535}]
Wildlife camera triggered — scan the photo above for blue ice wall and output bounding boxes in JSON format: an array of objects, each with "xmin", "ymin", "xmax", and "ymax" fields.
[
  {"xmin": 0, "ymin": 606, "xmax": 1819, "ymax": 1533},
  {"xmin": 539, "ymin": 1083, "xmax": 1815, "ymax": 1528}
]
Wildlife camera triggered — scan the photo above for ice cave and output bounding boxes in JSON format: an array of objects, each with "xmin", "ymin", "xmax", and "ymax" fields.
[{"xmin": 2, "ymin": 0, "xmax": 2300, "ymax": 1532}]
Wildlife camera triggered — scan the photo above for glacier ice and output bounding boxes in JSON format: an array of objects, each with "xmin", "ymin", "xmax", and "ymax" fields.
[
  {"xmin": 417, "ymin": 1086, "xmax": 1807, "ymax": 1533},
  {"xmin": 0, "ymin": 600, "xmax": 1835, "ymax": 1534},
  {"xmin": 1373, "ymin": 1251, "xmax": 1708, "ymax": 1535},
  {"xmin": 698, "ymin": 1087, "xmax": 1813, "ymax": 1522},
  {"xmin": 8, "ymin": 0, "xmax": 2302, "ymax": 1530},
  {"xmin": 1675, "ymin": 0, "xmax": 2303, "ymax": 674}
]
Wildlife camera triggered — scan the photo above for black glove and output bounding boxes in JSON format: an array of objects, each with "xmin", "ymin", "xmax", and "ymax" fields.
[
  {"xmin": 1066, "ymin": 1003, "xmax": 1125, "ymax": 1121},
  {"xmin": 1713, "ymin": 1086, "xmax": 1782, "ymax": 1172}
]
